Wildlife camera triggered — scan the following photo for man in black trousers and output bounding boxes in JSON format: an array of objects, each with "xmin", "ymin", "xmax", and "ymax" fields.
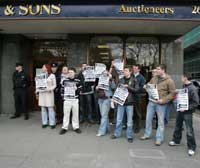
[{"xmin": 11, "ymin": 63, "xmax": 31, "ymax": 120}]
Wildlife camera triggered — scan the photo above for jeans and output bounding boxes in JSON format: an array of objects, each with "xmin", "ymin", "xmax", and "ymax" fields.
[
  {"xmin": 114, "ymin": 105, "xmax": 134, "ymax": 139},
  {"xmin": 172, "ymin": 111, "xmax": 196, "ymax": 151},
  {"xmin": 41, "ymin": 107, "xmax": 56, "ymax": 126},
  {"xmin": 98, "ymin": 98, "xmax": 111, "ymax": 135},
  {"xmin": 79, "ymin": 94, "xmax": 93, "ymax": 121},
  {"xmin": 144, "ymin": 101, "xmax": 167, "ymax": 142}
]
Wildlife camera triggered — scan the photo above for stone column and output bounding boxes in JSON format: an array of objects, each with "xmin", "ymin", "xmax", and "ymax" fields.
[{"xmin": 0, "ymin": 35, "xmax": 31, "ymax": 115}]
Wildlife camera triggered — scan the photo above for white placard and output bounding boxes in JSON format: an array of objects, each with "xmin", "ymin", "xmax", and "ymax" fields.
[
  {"xmin": 35, "ymin": 73, "xmax": 47, "ymax": 90},
  {"xmin": 112, "ymin": 84, "xmax": 129, "ymax": 106},
  {"xmin": 64, "ymin": 82, "xmax": 76, "ymax": 98},
  {"xmin": 95, "ymin": 63, "xmax": 106, "ymax": 78},
  {"xmin": 83, "ymin": 66, "xmax": 96, "ymax": 82},
  {"xmin": 176, "ymin": 88, "xmax": 189, "ymax": 111},
  {"xmin": 98, "ymin": 74, "xmax": 109, "ymax": 90},
  {"xmin": 113, "ymin": 59, "xmax": 124, "ymax": 72},
  {"xmin": 146, "ymin": 84, "xmax": 159, "ymax": 102}
]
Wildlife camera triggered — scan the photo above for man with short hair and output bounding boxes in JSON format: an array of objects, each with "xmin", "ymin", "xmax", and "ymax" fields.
[
  {"xmin": 141, "ymin": 64, "xmax": 176, "ymax": 146},
  {"xmin": 111, "ymin": 67, "xmax": 139, "ymax": 143},
  {"xmin": 169, "ymin": 72, "xmax": 199, "ymax": 156},
  {"xmin": 11, "ymin": 63, "xmax": 31, "ymax": 120},
  {"xmin": 132, "ymin": 64, "xmax": 146, "ymax": 133},
  {"xmin": 59, "ymin": 67, "xmax": 82, "ymax": 135}
]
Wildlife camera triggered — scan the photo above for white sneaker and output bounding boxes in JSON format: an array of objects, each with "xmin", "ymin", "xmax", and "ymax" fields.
[
  {"xmin": 169, "ymin": 141, "xmax": 180, "ymax": 146},
  {"xmin": 188, "ymin": 149, "xmax": 195, "ymax": 156},
  {"xmin": 96, "ymin": 133, "xmax": 103, "ymax": 137}
]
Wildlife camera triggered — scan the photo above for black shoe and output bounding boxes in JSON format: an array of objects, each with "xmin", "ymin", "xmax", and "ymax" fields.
[
  {"xmin": 10, "ymin": 115, "xmax": 20, "ymax": 119},
  {"xmin": 59, "ymin": 129, "xmax": 67, "ymax": 135},
  {"xmin": 24, "ymin": 116, "xmax": 29, "ymax": 120},
  {"xmin": 88, "ymin": 120, "xmax": 95, "ymax": 124},
  {"xmin": 128, "ymin": 138, "xmax": 133, "ymax": 143},
  {"xmin": 51, "ymin": 125, "xmax": 56, "ymax": 129},
  {"xmin": 74, "ymin": 129, "xmax": 82, "ymax": 134},
  {"xmin": 42, "ymin": 125, "xmax": 48, "ymax": 128},
  {"xmin": 110, "ymin": 134, "xmax": 117, "ymax": 139}
]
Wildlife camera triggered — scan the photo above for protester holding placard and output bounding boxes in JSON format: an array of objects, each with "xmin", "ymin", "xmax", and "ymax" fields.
[
  {"xmin": 111, "ymin": 67, "xmax": 139, "ymax": 143},
  {"xmin": 59, "ymin": 67, "xmax": 82, "ymax": 135},
  {"xmin": 141, "ymin": 64, "xmax": 176, "ymax": 146},
  {"xmin": 169, "ymin": 72, "xmax": 199, "ymax": 156},
  {"xmin": 78, "ymin": 63, "xmax": 95, "ymax": 124},
  {"xmin": 96, "ymin": 71, "xmax": 116, "ymax": 137},
  {"xmin": 36, "ymin": 64, "xmax": 57, "ymax": 129}
]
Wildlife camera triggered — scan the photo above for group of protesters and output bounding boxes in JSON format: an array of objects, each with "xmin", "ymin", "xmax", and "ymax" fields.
[{"xmin": 11, "ymin": 61, "xmax": 199, "ymax": 156}]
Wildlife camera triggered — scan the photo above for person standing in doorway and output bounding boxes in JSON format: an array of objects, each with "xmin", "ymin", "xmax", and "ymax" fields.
[
  {"xmin": 11, "ymin": 63, "xmax": 31, "ymax": 120},
  {"xmin": 51, "ymin": 63, "xmax": 62, "ymax": 124},
  {"xmin": 132, "ymin": 64, "xmax": 146, "ymax": 133},
  {"xmin": 36, "ymin": 64, "xmax": 57, "ymax": 129}
]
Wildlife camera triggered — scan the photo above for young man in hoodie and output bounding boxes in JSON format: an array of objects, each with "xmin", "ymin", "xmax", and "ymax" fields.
[
  {"xmin": 111, "ymin": 66, "xmax": 139, "ymax": 143},
  {"xmin": 169, "ymin": 72, "xmax": 199, "ymax": 156},
  {"xmin": 140, "ymin": 64, "xmax": 176, "ymax": 146}
]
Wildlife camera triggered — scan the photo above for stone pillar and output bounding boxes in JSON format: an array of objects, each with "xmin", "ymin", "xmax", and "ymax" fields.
[
  {"xmin": 0, "ymin": 35, "xmax": 31, "ymax": 115},
  {"xmin": 161, "ymin": 38, "xmax": 184, "ymax": 88}
]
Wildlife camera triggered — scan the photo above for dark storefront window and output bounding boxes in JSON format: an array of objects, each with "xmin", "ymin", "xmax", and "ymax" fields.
[{"xmin": 90, "ymin": 36, "xmax": 123, "ymax": 68}]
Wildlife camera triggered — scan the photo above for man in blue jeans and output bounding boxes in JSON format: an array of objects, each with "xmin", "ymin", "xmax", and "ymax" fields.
[
  {"xmin": 140, "ymin": 64, "xmax": 176, "ymax": 146},
  {"xmin": 111, "ymin": 67, "xmax": 139, "ymax": 143}
]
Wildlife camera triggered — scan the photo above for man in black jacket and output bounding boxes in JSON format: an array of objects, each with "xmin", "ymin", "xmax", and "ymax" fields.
[
  {"xmin": 11, "ymin": 63, "xmax": 31, "ymax": 120},
  {"xmin": 111, "ymin": 66, "xmax": 139, "ymax": 143},
  {"xmin": 132, "ymin": 64, "xmax": 146, "ymax": 133},
  {"xmin": 78, "ymin": 63, "xmax": 95, "ymax": 124},
  {"xmin": 169, "ymin": 72, "xmax": 199, "ymax": 156}
]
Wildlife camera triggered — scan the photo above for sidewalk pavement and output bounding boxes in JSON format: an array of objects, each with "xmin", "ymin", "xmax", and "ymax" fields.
[{"xmin": 0, "ymin": 112, "xmax": 199, "ymax": 168}]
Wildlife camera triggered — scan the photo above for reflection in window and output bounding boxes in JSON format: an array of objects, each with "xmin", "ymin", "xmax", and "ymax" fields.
[
  {"xmin": 33, "ymin": 40, "xmax": 68, "ymax": 57},
  {"xmin": 126, "ymin": 37, "xmax": 159, "ymax": 69},
  {"xmin": 90, "ymin": 36, "xmax": 123, "ymax": 67}
]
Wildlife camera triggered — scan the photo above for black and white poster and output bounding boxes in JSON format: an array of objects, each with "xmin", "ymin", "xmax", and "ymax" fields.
[
  {"xmin": 98, "ymin": 74, "xmax": 110, "ymax": 91},
  {"xmin": 112, "ymin": 84, "xmax": 129, "ymax": 106},
  {"xmin": 35, "ymin": 73, "xmax": 47, "ymax": 90},
  {"xmin": 95, "ymin": 63, "xmax": 106, "ymax": 78},
  {"xmin": 83, "ymin": 66, "xmax": 96, "ymax": 82},
  {"xmin": 176, "ymin": 88, "xmax": 189, "ymax": 111},
  {"xmin": 64, "ymin": 82, "xmax": 76, "ymax": 98},
  {"xmin": 146, "ymin": 84, "xmax": 159, "ymax": 102}
]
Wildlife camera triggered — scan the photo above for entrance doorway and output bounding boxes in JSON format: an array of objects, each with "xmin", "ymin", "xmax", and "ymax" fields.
[{"xmin": 29, "ymin": 40, "xmax": 68, "ymax": 111}]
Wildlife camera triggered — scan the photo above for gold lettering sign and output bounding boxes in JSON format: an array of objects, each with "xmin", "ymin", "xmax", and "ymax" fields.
[
  {"xmin": 18, "ymin": 4, "xmax": 61, "ymax": 16},
  {"xmin": 119, "ymin": 5, "xmax": 174, "ymax": 15}
]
